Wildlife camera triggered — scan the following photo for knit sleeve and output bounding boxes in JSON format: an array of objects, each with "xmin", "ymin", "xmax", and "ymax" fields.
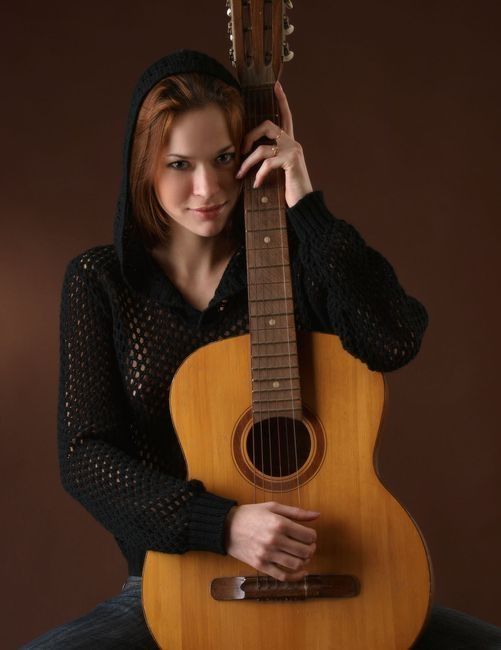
[
  {"xmin": 57, "ymin": 255, "xmax": 236, "ymax": 555},
  {"xmin": 286, "ymin": 191, "xmax": 429, "ymax": 372}
]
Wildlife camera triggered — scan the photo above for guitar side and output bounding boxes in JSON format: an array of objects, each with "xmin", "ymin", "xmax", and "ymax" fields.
[{"xmin": 143, "ymin": 331, "xmax": 432, "ymax": 649}]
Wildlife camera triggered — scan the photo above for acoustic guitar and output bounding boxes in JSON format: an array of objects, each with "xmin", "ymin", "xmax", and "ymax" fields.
[{"xmin": 143, "ymin": 2, "xmax": 432, "ymax": 647}]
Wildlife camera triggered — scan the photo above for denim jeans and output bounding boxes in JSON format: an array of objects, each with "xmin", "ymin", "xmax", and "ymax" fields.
[
  {"xmin": 22, "ymin": 577, "xmax": 157, "ymax": 649},
  {"xmin": 22, "ymin": 576, "xmax": 501, "ymax": 649}
]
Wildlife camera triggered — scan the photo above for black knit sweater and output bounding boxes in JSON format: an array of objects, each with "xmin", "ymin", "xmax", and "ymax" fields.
[{"xmin": 57, "ymin": 55, "xmax": 429, "ymax": 577}]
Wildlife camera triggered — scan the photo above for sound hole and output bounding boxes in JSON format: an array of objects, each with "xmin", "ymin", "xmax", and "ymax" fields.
[{"xmin": 246, "ymin": 418, "xmax": 311, "ymax": 477}]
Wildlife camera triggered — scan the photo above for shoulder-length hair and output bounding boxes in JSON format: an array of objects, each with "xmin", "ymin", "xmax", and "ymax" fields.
[{"xmin": 130, "ymin": 72, "xmax": 245, "ymax": 247}]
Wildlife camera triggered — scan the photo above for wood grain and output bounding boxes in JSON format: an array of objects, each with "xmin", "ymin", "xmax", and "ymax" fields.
[{"xmin": 143, "ymin": 332, "xmax": 432, "ymax": 649}]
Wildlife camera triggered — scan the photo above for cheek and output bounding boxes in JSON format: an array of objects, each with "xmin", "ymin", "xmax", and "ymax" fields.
[{"xmin": 156, "ymin": 173, "xmax": 191, "ymax": 206}]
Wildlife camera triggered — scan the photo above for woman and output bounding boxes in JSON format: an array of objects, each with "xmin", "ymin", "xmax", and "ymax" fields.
[{"xmin": 24, "ymin": 50, "xmax": 500, "ymax": 648}]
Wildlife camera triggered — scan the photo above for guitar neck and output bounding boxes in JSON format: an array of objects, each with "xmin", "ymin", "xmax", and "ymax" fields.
[{"xmin": 242, "ymin": 88, "xmax": 302, "ymax": 423}]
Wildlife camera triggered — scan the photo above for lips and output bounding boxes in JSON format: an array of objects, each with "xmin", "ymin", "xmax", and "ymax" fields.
[
  {"xmin": 191, "ymin": 202, "xmax": 226, "ymax": 213},
  {"xmin": 190, "ymin": 202, "xmax": 228, "ymax": 219}
]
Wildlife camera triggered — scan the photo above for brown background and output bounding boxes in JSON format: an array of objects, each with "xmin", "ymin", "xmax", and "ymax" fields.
[{"xmin": 1, "ymin": 1, "xmax": 500, "ymax": 647}]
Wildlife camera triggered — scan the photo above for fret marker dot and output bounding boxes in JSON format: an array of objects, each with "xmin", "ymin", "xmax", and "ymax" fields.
[
  {"xmin": 264, "ymin": 236, "xmax": 271, "ymax": 243},
  {"xmin": 273, "ymin": 381, "xmax": 280, "ymax": 388},
  {"xmin": 261, "ymin": 196, "xmax": 269, "ymax": 204},
  {"xmin": 268, "ymin": 318, "xmax": 276, "ymax": 326}
]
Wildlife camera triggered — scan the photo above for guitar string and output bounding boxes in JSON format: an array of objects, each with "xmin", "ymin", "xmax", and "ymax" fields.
[
  {"xmin": 255, "ymin": 84, "xmax": 274, "ymax": 587},
  {"xmin": 259, "ymin": 82, "xmax": 283, "ymax": 590},
  {"xmin": 270, "ymin": 77, "xmax": 309, "ymax": 596},
  {"xmin": 249, "ymin": 84, "xmax": 275, "ymax": 589},
  {"xmin": 247, "ymin": 80, "xmax": 303, "ymax": 588},
  {"xmin": 269, "ymin": 79, "xmax": 303, "ymax": 563},
  {"xmin": 264, "ymin": 82, "xmax": 284, "ymax": 592},
  {"xmin": 245, "ymin": 87, "xmax": 259, "ymax": 589},
  {"xmin": 253, "ymin": 79, "xmax": 300, "ymax": 583},
  {"xmin": 255, "ymin": 81, "xmax": 301, "ymax": 583}
]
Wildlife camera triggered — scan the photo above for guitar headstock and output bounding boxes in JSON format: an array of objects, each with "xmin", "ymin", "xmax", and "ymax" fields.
[{"xmin": 226, "ymin": 0, "xmax": 294, "ymax": 87}]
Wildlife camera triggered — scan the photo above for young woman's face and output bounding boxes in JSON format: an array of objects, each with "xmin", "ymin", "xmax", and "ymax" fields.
[{"xmin": 154, "ymin": 103, "xmax": 242, "ymax": 239}]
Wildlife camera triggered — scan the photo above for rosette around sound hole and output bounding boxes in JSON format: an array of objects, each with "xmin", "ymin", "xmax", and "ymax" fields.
[{"xmin": 232, "ymin": 407, "xmax": 326, "ymax": 492}]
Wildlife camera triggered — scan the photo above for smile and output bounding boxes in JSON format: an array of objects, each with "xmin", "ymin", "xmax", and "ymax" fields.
[{"xmin": 191, "ymin": 202, "xmax": 227, "ymax": 216}]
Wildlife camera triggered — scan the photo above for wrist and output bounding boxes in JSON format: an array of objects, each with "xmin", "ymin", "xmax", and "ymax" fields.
[{"xmin": 224, "ymin": 505, "xmax": 238, "ymax": 551}]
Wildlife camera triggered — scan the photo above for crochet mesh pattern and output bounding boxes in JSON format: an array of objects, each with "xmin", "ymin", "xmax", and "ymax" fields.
[{"xmin": 57, "ymin": 190, "xmax": 428, "ymax": 576}]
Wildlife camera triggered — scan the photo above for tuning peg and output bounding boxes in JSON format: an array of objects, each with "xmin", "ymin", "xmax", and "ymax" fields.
[
  {"xmin": 285, "ymin": 0, "xmax": 293, "ymax": 8},
  {"xmin": 227, "ymin": 7, "xmax": 232, "ymax": 16},
  {"xmin": 229, "ymin": 47, "xmax": 236, "ymax": 65},
  {"xmin": 283, "ymin": 42, "xmax": 294, "ymax": 62},
  {"xmin": 283, "ymin": 16, "xmax": 294, "ymax": 35}
]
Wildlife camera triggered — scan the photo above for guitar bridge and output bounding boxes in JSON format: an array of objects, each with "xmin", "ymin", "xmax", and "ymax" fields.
[{"xmin": 211, "ymin": 574, "xmax": 360, "ymax": 601}]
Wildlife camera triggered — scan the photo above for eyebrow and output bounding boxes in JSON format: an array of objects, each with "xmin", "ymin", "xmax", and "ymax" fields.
[{"xmin": 165, "ymin": 144, "xmax": 234, "ymax": 159}]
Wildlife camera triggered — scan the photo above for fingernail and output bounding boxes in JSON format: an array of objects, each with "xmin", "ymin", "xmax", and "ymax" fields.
[
  {"xmin": 253, "ymin": 180, "xmax": 258, "ymax": 189},
  {"xmin": 236, "ymin": 169, "xmax": 243, "ymax": 178}
]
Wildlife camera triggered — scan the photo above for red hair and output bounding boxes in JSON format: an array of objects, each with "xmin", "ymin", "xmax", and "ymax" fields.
[{"xmin": 129, "ymin": 73, "xmax": 245, "ymax": 246}]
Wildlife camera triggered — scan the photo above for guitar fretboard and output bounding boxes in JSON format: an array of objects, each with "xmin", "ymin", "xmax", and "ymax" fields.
[{"xmin": 243, "ymin": 86, "xmax": 302, "ymax": 423}]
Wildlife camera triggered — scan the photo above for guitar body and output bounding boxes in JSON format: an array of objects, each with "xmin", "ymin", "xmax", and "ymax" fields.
[{"xmin": 143, "ymin": 332, "xmax": 432, "ymax": 649}]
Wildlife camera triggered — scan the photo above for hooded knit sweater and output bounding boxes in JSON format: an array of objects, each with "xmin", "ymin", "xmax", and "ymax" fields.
[{"xmin": 57, "ymin": 52, "xmax": 429, "ymax": 577}]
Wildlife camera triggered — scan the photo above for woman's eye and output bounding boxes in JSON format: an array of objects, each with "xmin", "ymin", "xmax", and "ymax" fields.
[
  {"xmin": 218, "ymin": 152, "xmax": 236, "ymax": 164},
  {"xmin": 168, "ymin": 160, "xmax": 189, "ymax": 170},
  {"xmin": 168, "ymin": 153, "xmax": 235, "ymax": 170}
]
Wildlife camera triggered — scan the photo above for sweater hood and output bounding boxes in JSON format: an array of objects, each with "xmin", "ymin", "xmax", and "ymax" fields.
[{"xmin": 112, "ymin": 50, "xmax": 243, "ymax": 299}]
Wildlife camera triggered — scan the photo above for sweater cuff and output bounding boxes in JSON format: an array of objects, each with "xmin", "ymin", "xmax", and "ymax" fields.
[
  {"xmin": 286, "ymin": 190, "xmax": 335, "ymax": 242},
  {"xmin": 188, "ymin": 491, "xmax": 237, "ymax": 555}
]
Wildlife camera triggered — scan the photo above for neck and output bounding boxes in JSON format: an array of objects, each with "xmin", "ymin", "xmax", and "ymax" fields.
[{"xmin": 151, "ymin": 226, "xmax": 237, "ymax": 281}]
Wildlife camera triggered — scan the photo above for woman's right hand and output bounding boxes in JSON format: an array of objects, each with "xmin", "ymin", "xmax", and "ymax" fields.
[{"xmin": 224, "ymin": 502, "xmax": 320, "ymax": 582}]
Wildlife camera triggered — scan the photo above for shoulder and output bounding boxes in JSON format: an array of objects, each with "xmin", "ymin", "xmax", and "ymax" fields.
[
  {"xmin": 64, "ymin": 244, "xmax": 119, "ymax": 280},
  {"xmin": 62, "ymin": 245, "xmax": 125, "ymax": 294},
  {"xmin": 61, "ymin": 245, "xmax": 122, "ymax": 312}
]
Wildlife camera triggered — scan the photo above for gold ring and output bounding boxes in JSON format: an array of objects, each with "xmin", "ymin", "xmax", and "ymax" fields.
[
  {"xmin": 275, "ymin": 129, "xmax": 284, "ymax": 142},
  {"xmin": 271, "ymin": 145, "xmax": 279, "ymax": 157}
]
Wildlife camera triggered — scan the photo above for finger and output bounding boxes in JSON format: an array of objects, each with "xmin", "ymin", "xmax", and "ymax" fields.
[
  {"xmin": 274, "ymin": 80, "xmax": 294, "ymax": 139},
  {"xmin": 268, "ymin": 502, "xmax": 320, "ymax": 521},
  {"xmin": 241, "ymin": 120, "xmax": 283, "ymax": 155},
  {"xmin": 277, "ymin": 537, "xmax": 317, "ymax": 561},
  {"xmin": 260, "ymin": 562, "xmax": 307, "ymax": 583},
  {"xmin": 278, "ymin": 519, "xmax": 318, "ymax": 546},
  {"xmin": 271, "ymin": 513, "xmax": 318, "ymax": 545},
  {"xmin": 268, "ymin": 550, "xmax": 309, "ymax": 572},
  {"xmin": 236, "ymin": 143, "xmax": 275, "ymax": 179},
  {"xmin": 253, "ymin": 152, "xmax": 285, "ymax": 188}
]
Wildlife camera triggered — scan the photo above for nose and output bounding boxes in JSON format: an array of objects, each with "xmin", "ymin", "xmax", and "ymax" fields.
[{"xmin": 193, "ymin": 163, "xmax": 221, "ymax": 199}]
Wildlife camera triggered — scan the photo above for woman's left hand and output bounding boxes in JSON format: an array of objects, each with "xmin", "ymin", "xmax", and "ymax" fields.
[{"xmin": 235, "ymin": 80, "xmax": 313, "ymax": 208}]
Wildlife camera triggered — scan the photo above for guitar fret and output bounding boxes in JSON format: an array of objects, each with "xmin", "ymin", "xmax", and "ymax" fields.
[
  {"xmin": 249, "ymin": 311, "xmax": 294, "ymax": 317},
  {"xmin": 251, "ymin": 325, "xmax": 294, "ymax": 331},
  {"xmin": 249, "ymin": 296, "xmax": 293, "ymax": 302},
  {"xmin": 250, "ymin": 352, "xmax": 297, "ymax": 359},
  {"xmin": 252, "ymin": 363, "xmax": 299, "ymax": 370},
  {"xmin": 248, "ymin": 297, "xmax": 293, "ymax": 303},
  {"xmin": 253, "ymin": 376, "xmax": 300, "ymax": 384},
  {"xmin": 252, "ymin": 394, "xmax": 301, "ymax": 402},
  {"xmin": 252, "ymin": 369, "xmax": 300, "ymax": 375},
  {"xmin": 245, "ymin": 207, "xmax": 282, "ymax": 213},
  {"xmin": 250, "ymin": 281, "xmax": 291, "ymax": 285},
  {"xmin": 246, "ymin": 225, "xmax": 285, "ymax": 232},
  {"xmin": 251, "ymin": 339, "xmax": 297, "ymax": 346},
  {"xmin": 252, "ymin": 405, "xmax": 302, "ymax": 412},
  {"xmin": 247, "ymin": 262, "xmax": 291, "ymax": 270}
]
